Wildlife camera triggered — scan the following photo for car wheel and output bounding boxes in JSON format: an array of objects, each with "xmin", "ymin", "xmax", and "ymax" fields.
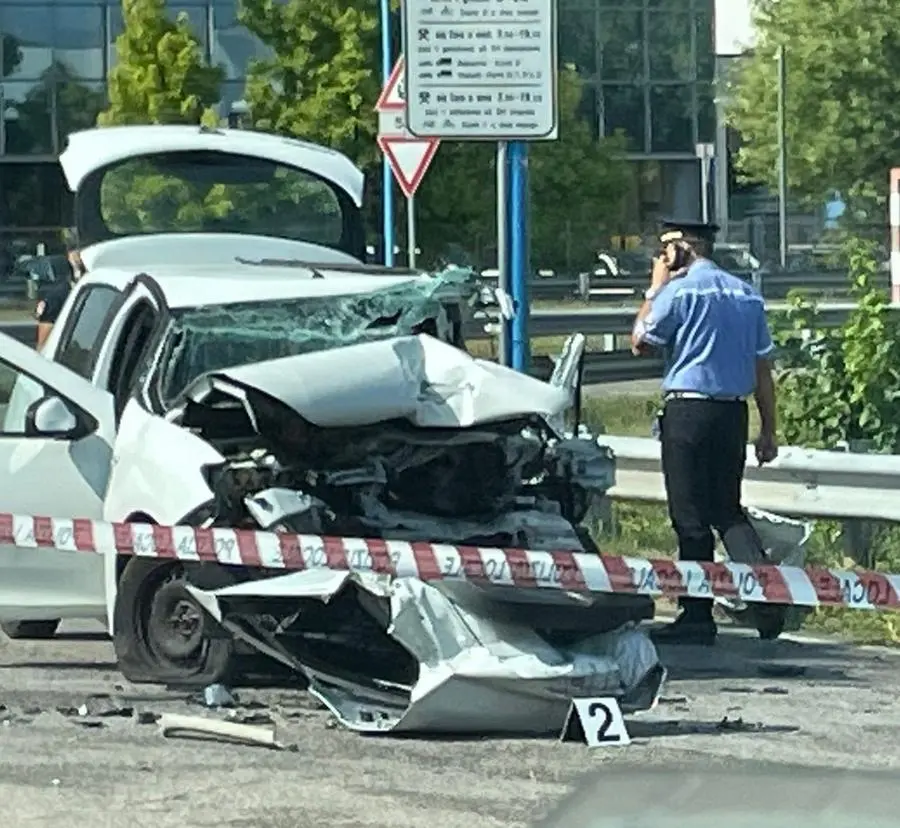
[
  {"xmin": 1, "ymin": 619, "xmax": 61, "ymax": 640},
  {"xmin": 113, "ymin": 557, "xmax": 236, "ymax": 687},
  {"xmin": 753, "ymin": 605, "xmax": 787, "ymax": 641}
]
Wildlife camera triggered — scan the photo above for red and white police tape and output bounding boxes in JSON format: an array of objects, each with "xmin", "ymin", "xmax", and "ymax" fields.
[{"xmin": 1, "ymin": 512, "xmax": 898, "ymax": 612}]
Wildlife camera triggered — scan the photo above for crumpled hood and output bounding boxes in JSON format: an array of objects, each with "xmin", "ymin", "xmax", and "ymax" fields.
[{"xmin": 183, "ymin": 334, "xmax": 571, "ymax": 429}]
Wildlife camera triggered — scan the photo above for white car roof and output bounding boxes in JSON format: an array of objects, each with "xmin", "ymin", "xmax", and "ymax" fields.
[
  {"xmin": 61, "ymin": 125, "xmax": 366, "ymax": 207},
  {"xmin": 80, "ymin": 263, "xmax": 430, "ymax": 310}
]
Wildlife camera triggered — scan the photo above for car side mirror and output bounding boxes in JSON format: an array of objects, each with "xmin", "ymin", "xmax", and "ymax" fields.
[{"xmin": 24, "ymin": 396, "xmax": 81, "ymax": 439}]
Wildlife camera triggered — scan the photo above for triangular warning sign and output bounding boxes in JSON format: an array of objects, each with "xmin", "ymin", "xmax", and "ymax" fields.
[
  {"xmin": 375, "ymin": 58, "xmax": 405, "ymax": 112},
  {"xmin": 377, "ymin": 135, "xmax": 439, "ymax": 198}
]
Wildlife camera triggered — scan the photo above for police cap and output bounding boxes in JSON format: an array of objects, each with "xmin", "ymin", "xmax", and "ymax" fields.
[{"xmin": 659, "ymin": 218, "xmax": 719, "ymax": 246}]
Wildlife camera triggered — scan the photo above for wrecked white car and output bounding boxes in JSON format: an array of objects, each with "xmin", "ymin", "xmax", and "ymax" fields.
[{"xmin": 0, "ymin": 125, "xmax": 663, "ymax": 732}]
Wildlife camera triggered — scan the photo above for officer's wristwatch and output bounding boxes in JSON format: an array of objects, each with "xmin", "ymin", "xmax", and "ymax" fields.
[{"xmin": 644, "ymin": 286, "xmax": 660, "ymax": 301}]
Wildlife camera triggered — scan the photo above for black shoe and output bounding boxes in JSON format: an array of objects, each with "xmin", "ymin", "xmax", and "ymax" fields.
[{"xmin": 651, "ymin": 613, "xmax": 717, "ymax": 646}]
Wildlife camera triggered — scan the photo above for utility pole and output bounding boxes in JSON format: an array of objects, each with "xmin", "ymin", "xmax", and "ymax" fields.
[{"xmin": 776, "ymin": 44, "xmax": 788, "ymax": 269}]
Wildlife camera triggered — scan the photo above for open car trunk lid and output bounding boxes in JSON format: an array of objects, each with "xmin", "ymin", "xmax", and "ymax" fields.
[{"xmin": 60, "ymin": 125, "xmax": 368, "ymax": 266}]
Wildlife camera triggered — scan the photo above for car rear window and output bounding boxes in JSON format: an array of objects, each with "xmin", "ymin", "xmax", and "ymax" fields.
[{"xmin": 97, "ymin": 151, "xmax": 345, "ymax": 249}]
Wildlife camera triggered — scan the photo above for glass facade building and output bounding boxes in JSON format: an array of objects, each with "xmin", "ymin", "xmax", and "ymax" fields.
[{"xmin": 0, "ymin": 0, "xmax": 715, "ymax": 243}]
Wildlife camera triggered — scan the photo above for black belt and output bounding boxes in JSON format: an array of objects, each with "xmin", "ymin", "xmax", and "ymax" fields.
[{"xmin": 664, "ymin": 391, "xmax": 746, "ymax": 402}]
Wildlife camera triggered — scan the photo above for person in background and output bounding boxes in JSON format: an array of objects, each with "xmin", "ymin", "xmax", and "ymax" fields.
[
  {"xmin": 35, "ymin": 228, "xmax": 85, "ymax": 351},
  {"xmin": 630, "ymin": 219, "xmax": 779, "ymax": 646}
]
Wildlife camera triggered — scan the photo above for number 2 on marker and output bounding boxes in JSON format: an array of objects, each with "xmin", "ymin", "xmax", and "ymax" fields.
[{"xmin": 588, "ymin": 701, "xmax": 619, "ymax": 742}]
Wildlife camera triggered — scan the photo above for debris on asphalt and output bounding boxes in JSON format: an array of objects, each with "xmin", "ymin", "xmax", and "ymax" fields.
[
  {"xmin": 716, "ymin": 716, "xmax": 764, "ymax": 733},
  {"xmin": 158, "ymin": 712, "xmax": 286, "ymax": 750},
  {"xmin": 720, "ymin": 685, "xmax": 790, "ymax": 696},
  {"xmin": 225, "ymin": 710, "xmax": 274, "ymax": 726},
  {"xmin": 97, "ymin": 706, "xmax": 134, "ymax": 718},
  {"xmin": 201, "ymin": 684, "xmax": 237, "ymax": 708},
  {"xmin": 74, "ymin": 720, "xmax": 105, "ymax": 729},
  {"xmin": 135, "ymin": 711, "xmax": 161, "ymax": 725},
  {"xmin": 55, "ymin": 699, "xmax": 135, "ymax": 719}
]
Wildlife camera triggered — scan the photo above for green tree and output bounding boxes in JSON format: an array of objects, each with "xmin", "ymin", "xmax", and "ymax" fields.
[
  {"xmin": 98, "ymin": 0, "xmax": 223, "ymax": 126},
  {"xmin": 774, "ymin": 238, "xmax": 900, "ymax": 453},
  {"xmin": 415, "ymin": 66, "xmax": 630, "ymax": 270},
  {"xmin": 97, "ymin": 0, "xmax": 225, "ymax": 232},
  {"xmin": 725, "ymin": 0, "xmax": 900, "ymax": 213},
  {"xmin": 771, "ymin": 238, "xmax": 900, "ymax": 637},
  {"xmin": 238, "ymin": 0, "xmax": 380, "ymax": 167}
]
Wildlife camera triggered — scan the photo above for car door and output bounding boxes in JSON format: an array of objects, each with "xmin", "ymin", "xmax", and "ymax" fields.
[{"xmin": 0, "ymin": 331, "xmax": 115, "ymax": 620}]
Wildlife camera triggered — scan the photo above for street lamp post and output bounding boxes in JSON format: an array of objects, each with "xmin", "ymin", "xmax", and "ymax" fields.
[{"xmin": 776, "ymin": 43, "xmax": 788, "ymax": 269}]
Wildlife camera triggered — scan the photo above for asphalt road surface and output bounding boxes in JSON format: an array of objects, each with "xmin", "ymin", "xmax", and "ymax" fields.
[{"xmin": 2, "ymin": 620, "xmax": 899, "ymax": 828}]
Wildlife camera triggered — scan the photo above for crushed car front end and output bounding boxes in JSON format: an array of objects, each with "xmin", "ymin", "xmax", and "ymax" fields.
[{"xmin": 106, "ymin": 268, "xmax": 664, "ymax": 733}]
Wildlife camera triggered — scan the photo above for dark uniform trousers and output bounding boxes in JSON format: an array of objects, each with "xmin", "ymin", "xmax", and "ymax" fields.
[{"xmin": 660, "ymin": 397, "xmax": 750, "ymax": 618}]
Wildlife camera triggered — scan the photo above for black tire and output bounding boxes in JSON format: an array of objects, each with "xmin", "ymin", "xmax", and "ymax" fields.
[
  {"xmin": 754, "ymin": 605, "xmax": 788, "ymax": 641},
  {"xmin": 1, "ymin": 619, "xmax": 60, "ymax": 640},
  {"xmin": 113, "ymin": 557, "xmax": 237, "ymax": 687}
]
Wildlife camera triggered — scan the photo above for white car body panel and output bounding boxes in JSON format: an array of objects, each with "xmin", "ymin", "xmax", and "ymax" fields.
[
  {"xmin": 0, "ymin": 333, "xmax": 114, "ymax": 621},
  {"xmin": 91, "ymin": 283, "xmax": 161, "ymax": 391},
  {"xmin": 61, "ymin": 125, "xmax": 365, "ymax": 206},
  {"xmin": 103, "ymin": 399, "xmax": 224, "ymax": 528},
  {"xmin": 193, "ymin": 334, "xmax": 570, "ymax": 429},
  {"xmin": 81, "ymin": 234, "xmax": 363, "ymax": 272}
]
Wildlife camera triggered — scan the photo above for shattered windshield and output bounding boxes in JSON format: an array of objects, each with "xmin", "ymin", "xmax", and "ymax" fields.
[{"xmin": 156, "ymin": 267, "xmax": 479, "ymax": 406}]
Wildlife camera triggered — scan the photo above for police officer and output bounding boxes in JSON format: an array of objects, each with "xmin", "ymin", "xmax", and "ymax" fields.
[
  {"xmin": 631, "ymin": 219, "xmax": 779, "ymax": 646},
  {"xmin": 35, "ymin": 227, "xmax": 84, "ymax": 350}
]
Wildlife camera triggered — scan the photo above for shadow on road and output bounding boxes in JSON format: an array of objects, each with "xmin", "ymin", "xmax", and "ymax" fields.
[
  {"xmin": 626, "ymin": 719, "xmax": 800, "ymax": 739},
  {"xmin": 651, "ymin": 626, "xmax": 890, "ymax": 686},
  {"xmin": 0, "ymin": 660, "xmax": 119, "ymax": 671},
  {"xmin": 53, "ymin": 631, "xmax": 110, "ymax": 643}
]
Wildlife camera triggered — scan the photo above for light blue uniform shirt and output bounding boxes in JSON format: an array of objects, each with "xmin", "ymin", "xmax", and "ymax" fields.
[{"xmin": 635, "ymin": 259, "xmax": 774, "ymax": 397}]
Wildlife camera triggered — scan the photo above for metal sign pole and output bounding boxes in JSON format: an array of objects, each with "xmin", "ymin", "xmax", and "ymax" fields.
[
  {"xmin": 700, "ymin": 156, "xmax": 711, "ymax": 223},
  {"xmin": 407, "ymin": 195, "xmax": 417, "ymax": 269},
  {"xmin": 509, "ymin": 141, "xmax": 530, "ymax": 373},
  {"xmin": 496, "ymin": 141, "xmax": 511, "ymax": 366},
  {"xmin": 776, "ymin": 43, "xmax": 788, "ymax": 270},
  {"xmin": 379, "ymin": 0, "xmax": 394, "ymax": 266}
]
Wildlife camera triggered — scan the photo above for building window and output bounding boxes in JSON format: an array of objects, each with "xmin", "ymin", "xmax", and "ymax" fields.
[
  {"xmin": 211, "ymin": 4, "xmax": 273, "ymax": 81},
  {"xmin": 0, "ymin": 71, "xmax": 105, "ymax": 157},
  {"xmin": 695, "ymin": 7, "xmax": 715, "ymax": 80},
  {"xmin": 0, "ymin": 3, "xmax": 106, "ymax": 82},
  {"xmin": 647, "ymin": 12, "xmax": 695, "ymax": 82},
  {"xmin": 696, "ymin": 81, "xmax": 715, "ymax": 143},
  {"xmin": 576, "ymin": 82, "xmax": 601, "ymax": 139},
  {"xmin": 597, "ymin": 8, "xmax": 644, "ymax": 82},
  {"xmin": 559, "ymin": 6, "xmax": 599, "ymax": 81},
  {"xmin": 649, "ymin": 84, "xmax": 694, "ymax": 152},
  {"xmin": 601, "ymin": 84, "xmax": 646, "ymax": 152},
  {"xmin": 0, "ymin": 162, "xmax": 70, "ymax": 229}
]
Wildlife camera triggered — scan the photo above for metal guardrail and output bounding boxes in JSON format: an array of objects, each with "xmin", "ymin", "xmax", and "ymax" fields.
[
  {"xmin": 0, "ymin": 300, "xmax": 872, "ymax": 386},
  {"xmin": 603, "ymin": 434, "xmax": 900, "ymax": 521},
  {"xmin": 482, "ymin": 268, "xmax": 871, "ymax": 303}
]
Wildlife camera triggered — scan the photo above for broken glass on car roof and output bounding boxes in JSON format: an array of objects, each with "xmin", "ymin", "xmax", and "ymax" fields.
[{"xmin": 158, "ymin": 266, "xmax": 481, "ymax": 404}]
